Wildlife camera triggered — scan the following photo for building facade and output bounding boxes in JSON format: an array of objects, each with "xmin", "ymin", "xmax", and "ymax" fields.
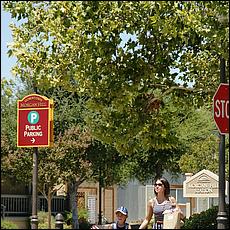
[{"xmin": 1, "ymin": 171, "xmax": 229, "ymax": 228}]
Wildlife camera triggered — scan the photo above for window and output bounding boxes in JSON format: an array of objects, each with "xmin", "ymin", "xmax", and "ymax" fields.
[{"xmin": 171, "ymin": 188, "xmax": 187, "ymax": 203}]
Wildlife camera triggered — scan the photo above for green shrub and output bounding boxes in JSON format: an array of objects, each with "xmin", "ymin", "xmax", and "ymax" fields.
[
  {"xmin": 37, "ymin": 211, "xmax": 71, "ymax": 229},
  {"xmin": 182, "ymin": 204, "xmax": 229, "ymax": 229},
  {"xmin": 64, "ymin": 208, "xmax": 91, "ymax": 229},
  {"xmin": 78, "ymin": 208, "xmax": 90, "ymax": 228},
  {"xmin": 1, "ymin": 219, "xmax": 18, "ymax": 229},
  {"xmin": 38, "ymin": 211, "xmax": 55, "ymax": 229}
]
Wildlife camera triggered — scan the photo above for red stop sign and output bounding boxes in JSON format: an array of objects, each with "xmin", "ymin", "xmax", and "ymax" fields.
[{"xmin": 213, "ymin": 83, "xmax": 229, "ymax": 135}]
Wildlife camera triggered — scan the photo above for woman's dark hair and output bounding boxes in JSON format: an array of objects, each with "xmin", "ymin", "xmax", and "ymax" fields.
[{"xmin": 154, "ymin": 177, "xmax": 170, "ymax": 198}]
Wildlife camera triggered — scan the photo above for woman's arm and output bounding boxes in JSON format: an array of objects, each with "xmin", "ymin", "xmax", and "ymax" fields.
[{"xmin": 139, "ymin": 199, "xmax": 153, "ymax": 229}]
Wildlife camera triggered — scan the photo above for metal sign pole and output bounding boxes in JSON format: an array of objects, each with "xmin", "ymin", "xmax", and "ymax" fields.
[
  {"xmin": 216, "ymin": 57, "xmax": 228, "ymax": 229},
  {"xmin": 31, "ymin": 85, "xmax": 38, "ymax": 229},
  {"xmin": 98, "ymin": 166, "xmax": 102, "ymax": 225},
  {"xmin": 31, "ymin": 147, "xmax": 38, "ymax": 229}
]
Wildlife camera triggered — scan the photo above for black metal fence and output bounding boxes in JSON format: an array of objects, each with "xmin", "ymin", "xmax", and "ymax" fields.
[{"xmin": 1, "ymin": 195, "xmax": 66, "ymax": 217}]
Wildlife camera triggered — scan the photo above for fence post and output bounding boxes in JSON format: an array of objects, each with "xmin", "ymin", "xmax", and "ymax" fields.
[
  {"xmin": 55, "ymin": 213, "xmax": 64, "ymax": 229},
  {"xmin": 1, "ymin": 204, "xmax": 6, "ymax": 219}
]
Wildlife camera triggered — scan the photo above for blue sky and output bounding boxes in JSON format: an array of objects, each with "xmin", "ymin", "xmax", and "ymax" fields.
[{"xmin": 1, "ymin": 3, "xmax": 17, "ymax": 81}]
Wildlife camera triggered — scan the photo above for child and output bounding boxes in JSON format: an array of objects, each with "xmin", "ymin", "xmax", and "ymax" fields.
[{"xmin": 110, "ymin": 206, "xmax": 131, "ymax": 229}]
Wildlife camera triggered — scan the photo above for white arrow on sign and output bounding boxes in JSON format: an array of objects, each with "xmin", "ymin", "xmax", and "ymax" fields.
[{"xmin": 31, "ymin": 138, "xmax": 35, "ymax": 143}]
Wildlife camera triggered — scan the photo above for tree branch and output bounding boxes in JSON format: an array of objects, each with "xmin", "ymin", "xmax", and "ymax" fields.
[{"xmin": 146, "ymin": 84, "xmax": 215, "ymax": 112}]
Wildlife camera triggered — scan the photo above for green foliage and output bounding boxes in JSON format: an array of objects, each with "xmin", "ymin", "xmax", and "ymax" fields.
[
  {"xmin": 1, "ymin": 79, "xmax": 18, "ymax": 155},
  {"xmin": 64, "ymin": 208, "xmax": 91, "ymax": 229},
  {"xmin": 1, "ymin": 79, "xmax": 33, "ymax": 182},
  {"xmin": 86, "ymin": 140, "xmax": 132, "ymax": 186},
  {"xmin": 78, "ymin": 208, "xmax": 91, "ymax": 229},
  {"xmin": 1, "ymin": 219, "xmax": 18, "ymax": 229},
  {"xmin": 3, "ymin": 2, "xmax": 229, "ymax": 164},
  {"xmin": 177, "ymin": 106, "xmax": 229, "ymax": 177},
  {"xmin": 39, "ymin": 86, "xmax": 86, "ymax": 138},
  {"xmin": 2, "ymin": 0, "xmax": 229, "ymax": 186},
  {"xmin": 37, "ymin": 211, "xmax": 71, "ymax": 229},
  {"xmin": 38, "ymin": 211, "xmax": 55, "ymax": 229},
  {"xmin": 181, "ymin": 204, "xmax": 229, "ymax": 229}
]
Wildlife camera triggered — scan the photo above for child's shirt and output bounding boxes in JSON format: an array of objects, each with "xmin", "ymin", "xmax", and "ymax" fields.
[{"xmin": 111, "ymin": 222, "xmax": 129, "ymax": 229}]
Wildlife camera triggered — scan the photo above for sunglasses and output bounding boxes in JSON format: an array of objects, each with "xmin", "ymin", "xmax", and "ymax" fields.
[{"xmin": 154, "ymin": 183, "xmax": 163, "ymax": 186}]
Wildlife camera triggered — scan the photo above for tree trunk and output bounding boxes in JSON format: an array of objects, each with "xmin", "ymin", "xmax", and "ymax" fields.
[
  {"xmin": 48, "ymin": 188, "xmax": 52, "ymax": 229},
  {"xmin": 70, "ymin": 181, "xmax": 79, "ymax": 229},
  {"xmin": 65, "ymin": 183, "xmax": 71, "ymax": 212}
]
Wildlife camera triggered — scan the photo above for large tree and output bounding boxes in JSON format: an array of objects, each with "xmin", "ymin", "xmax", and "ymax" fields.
[{"xmin": 3, "ymin": 1, "xmax": 229, "ymax": 178}]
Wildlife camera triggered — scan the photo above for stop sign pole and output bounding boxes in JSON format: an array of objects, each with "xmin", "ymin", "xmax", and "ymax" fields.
[{"xmin": 215, "ymin": 58, "xmax": 228, "ymax": 229}]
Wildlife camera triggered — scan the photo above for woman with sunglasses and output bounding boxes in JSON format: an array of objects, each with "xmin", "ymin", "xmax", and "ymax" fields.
[{"xmin": 139, "ymin": 177, "xmax": 184, "ymax": 229}]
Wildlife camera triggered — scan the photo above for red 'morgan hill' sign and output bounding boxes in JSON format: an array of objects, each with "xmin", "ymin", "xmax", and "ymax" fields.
[{"xmin": 17, "ymin": 94, "xmax": 54, "ymax": 147}]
